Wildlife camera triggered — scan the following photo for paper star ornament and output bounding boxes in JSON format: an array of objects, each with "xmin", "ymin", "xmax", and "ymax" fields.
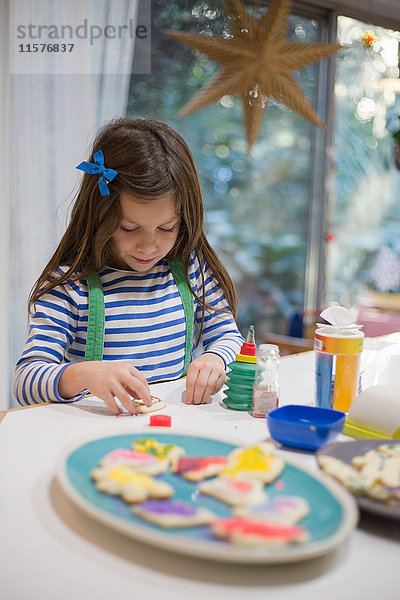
[{"xmin": 164, "ymin": 0, "xmax": 342, "ymax": 150}]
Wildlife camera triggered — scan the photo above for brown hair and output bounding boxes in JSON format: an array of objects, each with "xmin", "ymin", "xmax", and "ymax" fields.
[{"xmin": 29, "ymin": 117, "xmax": 238, "ymax": 337}]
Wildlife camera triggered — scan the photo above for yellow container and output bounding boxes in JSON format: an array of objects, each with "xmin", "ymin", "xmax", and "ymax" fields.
[{"xmin": 314, "ymin": 330, "xmax": 364, "ymax": 413}]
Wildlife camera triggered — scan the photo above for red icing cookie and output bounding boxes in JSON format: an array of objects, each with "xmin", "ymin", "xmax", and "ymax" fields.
[
  {"xmin": 174, "ymin": 456, "xmax": 228, "ymax": 481},
  {"xmin": 211, "ymin": 517, "xmax": 309, "ymax": 546}
]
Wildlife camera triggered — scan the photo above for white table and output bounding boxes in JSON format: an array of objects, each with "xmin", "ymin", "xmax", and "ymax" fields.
[{"xmin": 1, "ymin": 352, "xmax": 399, "ymax": 600}]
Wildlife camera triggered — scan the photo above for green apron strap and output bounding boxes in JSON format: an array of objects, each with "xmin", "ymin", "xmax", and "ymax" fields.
[
  {"xmin": 84, "ymin": 258, "xmax": 194, "ymax": 376},
  {"xmin": 167, "ymin": 257, "xmax": 194, "ymax": 377},
  {"xmin": 84, "ymin": 273, "xmax": 105, "ymax": 362}
]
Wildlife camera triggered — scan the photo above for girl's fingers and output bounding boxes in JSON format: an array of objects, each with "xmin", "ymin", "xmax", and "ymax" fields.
[
  {"xmin": 184, "ymin": 369, "xmax": 196, "ymax": 404},
  {"xmin": 186, "ymin": 354, "xmax": 227, "ymax": 405},
  {"xmin": 193, "ymin": 371, "xmax": 214, "ymax": 404},
  {"xmin": 211, "ymin": 373, "xmax": 227, "ymax": 395},
  {"xmin": 124, "ymin": 373, "xmax": 152, "ymax": 406},
  {"xmin": 103, "ymin": 393, "xmax": 123, "ymax": 415},
  {"xmin": 113, "ymin": 384, "xmax": 140, "ymax": 415},
  {"xmin": 186, "ymin": 366, "xmax": 225, "ymax": 404},
  {"xmin": 196, "ymin": 370, "xmax": 226, "ymax": 404},
  {"xmin": 124, "ymin": 386, "xmax": 153, "ymax": 408},
  {"xmin": 142, "ymin": 394, "xmax": 153, "ymax": 407},
  {"xmin": 129, "ymin": 365, "xmax": 150, "ymax": 386},
  {"xmin": 201, "ymin": 372, "xmax": 221, "ymax": 404}
]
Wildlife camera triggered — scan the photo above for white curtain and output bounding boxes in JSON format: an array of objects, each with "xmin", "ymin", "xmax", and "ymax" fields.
[
  {"xmin": 4, "ymin": 0, "xmax": 139, "ymax": 409},
  {"xmin": 0, "ymin": 0, "xmax": 11, "ymax": 411}
]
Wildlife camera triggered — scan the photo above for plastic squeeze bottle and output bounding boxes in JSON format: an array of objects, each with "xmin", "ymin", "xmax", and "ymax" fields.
[
  {"xmin": 314, "ymin": 306, "xmax": 364, "ymax": 412},
  {"xmin": 223, "ymin": 326, "xmax": 257, "ymax": 411}
]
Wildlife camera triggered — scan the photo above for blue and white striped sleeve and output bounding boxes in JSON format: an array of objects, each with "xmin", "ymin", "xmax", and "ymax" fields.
[
  {"xmin": 192, "ymin": 256, "xmax": 244, "ymax": 369},
  {"xmin": 13, "ymin": 277, "xmax": 85, "ymax": 406}
]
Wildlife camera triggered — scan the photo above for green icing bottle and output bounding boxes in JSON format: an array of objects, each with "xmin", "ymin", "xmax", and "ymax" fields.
[{"xmin": 223, "ymin": 325, "xmax": 257, "ymax": 411}]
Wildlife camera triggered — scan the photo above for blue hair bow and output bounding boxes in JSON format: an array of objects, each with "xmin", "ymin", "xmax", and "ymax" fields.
[{"xmin": 76, "ymin": 149, "xmax": 118, "ymax": 196}]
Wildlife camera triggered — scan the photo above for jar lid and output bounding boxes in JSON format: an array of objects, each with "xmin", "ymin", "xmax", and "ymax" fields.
[
  {"xmin": 236, "ymin": 354, "xmax": 257, "ymax": 363},
  {"xmin": 258, "ymin": 344, "xmax": 279, "ymax": 357}
]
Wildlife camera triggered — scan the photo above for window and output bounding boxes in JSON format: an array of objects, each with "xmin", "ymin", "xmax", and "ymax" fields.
[
  {"xmin": 127, "ymin": 0, "xmax": 330, "ymax": 340},
  {"xmin": 326, "ymin": 17, "xmax": 400, "ymax": 315}
]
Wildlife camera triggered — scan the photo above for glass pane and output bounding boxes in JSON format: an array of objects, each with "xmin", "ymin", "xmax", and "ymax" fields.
[
  {"xmin": 327, "ymin": 16, "xmax": 400, "ymax": 333},
  {"xmin": 128, "ymin": 1, "xmax": 322, "ymax": 340}
]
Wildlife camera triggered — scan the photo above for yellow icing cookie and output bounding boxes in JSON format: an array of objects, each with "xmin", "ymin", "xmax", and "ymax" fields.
[
  {"xmin": 91, "ymin": 465, "xmax": 173, "ymax": 503},
  {"xmin": 223, "ymin": 442, "xmax": 284, "ymax": 484},
  {"xmin": 132, "ymin": 437, "xmax": 185, "ymax": 469}
]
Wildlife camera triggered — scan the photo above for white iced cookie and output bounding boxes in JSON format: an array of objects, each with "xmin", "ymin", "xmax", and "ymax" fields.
[
  {"xmin": 234, "ymin": 495, "xmax": 309, "ymax": 525},
  {"xmin": 223, "ymin": 442, "xmax": 285, "ymax": 484},
  {"xmin": 198, "ymin": 475, "xmax": 268, "ymax": 506},
  {"xmin": 91, "ymin": 465, "xmax": 173, "ymax": 503},
  {"xmin": 98, "ymin": 448, "xmax": 169, "ymax": 475},
  {"xmin": 132, "ymin": 437, "xmax": 185, "ymax": 469},
  {"xmin": 133, "ymin": 499, "xmax": 216, "ymax": 528},
  {"xmin": 317, "ymin": 455, "xmax": 391, "ymax": 501},
  {"xmin": 131, "ymin": 395, "xmax": 167, "ymax": 413},
  {"xmin": 378, "ymin": 443, "xmax": 400, "ymax": 458},
  {"xmin": 351, "ymin": 450, "xmax": 400, "ymax": 488}
]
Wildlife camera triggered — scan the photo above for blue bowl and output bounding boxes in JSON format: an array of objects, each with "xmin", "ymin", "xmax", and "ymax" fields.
[{"xmin": 267, "ymin": 405, "xmax": 346, "ymax": 451}]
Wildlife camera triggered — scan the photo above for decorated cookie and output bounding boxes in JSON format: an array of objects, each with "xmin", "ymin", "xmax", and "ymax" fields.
[
  {"xmin": 173, "ymin": 456, "xmax": 229, "ymax": 481},
  {"xmin": 378, "ymin": 443, "xmax": 400, "ymax": 458},
  {"xmin": 198, "ymin": 475, "xmax": 268, "ymax": 506},
  {"xmin": 223, "ymin": 442, "xmax": 285, "ymax": 484},
  {"xmin": 318, "ymin": 455, "xmax": 393, "ymax": 502},
  {"xmin": 234, "ymin": 495, "xmax": 309, "ymax": 525},
  {"xmin": 211, "ymin": 517, "xmax": 309, "ymax": 546},
  {"xmin": 91, "ymin": 465, "xmax": 174, "ymax": 503},
  {"xmin": 98, "ymin": 448, "xmax": 169, "ymax": 475},
  {"xmin": 133, "ymin": 499, "xmax": 216, "ymax": 528},
  {"xmin": 132, "ymin": 438, "xmax": 185, "ymax": 469},
  {"xmin": 351, "ymin": 449, "xmax": 400, "ymax": 489},
  {"xmin": 131, "ymin": 396, "xmax": 167, "ymax": 414}
]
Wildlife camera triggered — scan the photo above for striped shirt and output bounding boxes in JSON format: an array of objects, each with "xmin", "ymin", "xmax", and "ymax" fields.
[{"xmin": 13, "ymin": 251, "xmax": 244, "ymax": 406}]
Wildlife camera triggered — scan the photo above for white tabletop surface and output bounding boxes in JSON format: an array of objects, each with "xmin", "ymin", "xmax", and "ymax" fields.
[{"xmin": 1, "ymin": 351, "xmax": 399, "ymax": 600}]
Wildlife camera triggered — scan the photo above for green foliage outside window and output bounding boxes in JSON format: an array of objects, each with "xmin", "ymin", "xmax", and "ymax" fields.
[{"xmin": 327, "ymin": 17, "xmax": 400, "ymax": 305}]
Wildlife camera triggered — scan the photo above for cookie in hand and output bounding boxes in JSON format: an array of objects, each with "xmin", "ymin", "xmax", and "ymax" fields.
[{"xmin": 131, "ymin": 396, "xmax": 167, "ymax": 414}]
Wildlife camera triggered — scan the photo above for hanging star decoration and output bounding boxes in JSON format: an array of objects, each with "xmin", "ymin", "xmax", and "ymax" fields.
[{"xmin": 164, "ymin": 0, "xmax": 342, "ymax": 150}]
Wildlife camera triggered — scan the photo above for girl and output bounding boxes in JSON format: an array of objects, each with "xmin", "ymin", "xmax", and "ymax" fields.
[{"xmin": 13, "ymin": 118, "xmax": 243, "ymax": 415}]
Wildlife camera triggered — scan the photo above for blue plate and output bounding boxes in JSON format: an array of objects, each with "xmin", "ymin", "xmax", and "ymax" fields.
[
  {"xmin": 267, "ymin": 405, "xmax": 346, "ymax": 451},
  {"xmin": 57, "ymin": 428, "xmax": 357, "ymax": 564}
]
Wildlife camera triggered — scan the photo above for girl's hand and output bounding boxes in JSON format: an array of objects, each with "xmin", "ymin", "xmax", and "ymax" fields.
[
  {"xmin": 58, "ymin": 361, "xmax": 152, "ymax": 415},
  {"xmin": 185, "ymin": 353, "xmax": 227, "ymax": 405}
]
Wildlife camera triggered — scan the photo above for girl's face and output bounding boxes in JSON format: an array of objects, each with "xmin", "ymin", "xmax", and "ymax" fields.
[{"xmin": 111, "ymin": 192, "xmax": 180, "ymax": 272}]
